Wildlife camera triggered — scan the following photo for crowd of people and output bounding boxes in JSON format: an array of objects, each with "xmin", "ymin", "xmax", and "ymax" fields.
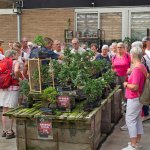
[{"xmin": 0, "ymin": 36, "xmax": 149, "ymax": 150}]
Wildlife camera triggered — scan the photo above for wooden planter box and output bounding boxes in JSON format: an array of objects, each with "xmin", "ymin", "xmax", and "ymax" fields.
[
  {"xmin": 4, "ymin": 86, "xmax": 122, "ymax": 150},
  {"xmin": 101, "ymin": 98, "xmax": 112, "ymax": 134},
  {"xmin": 111, "ymin": 89, "xmax": 122, "ymax": 123},
  {"xmin": 101, "ymin": 88, "xmax": 122, "ymax": 134},
  {"xmin": 16, "ymin": 107, "xmax": 102, "ymax": 150}
]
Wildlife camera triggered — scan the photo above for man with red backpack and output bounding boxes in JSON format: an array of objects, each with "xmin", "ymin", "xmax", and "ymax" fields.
[{"xmin": 0, "ymin": 50, "xmax": 22, "ymax": 139}]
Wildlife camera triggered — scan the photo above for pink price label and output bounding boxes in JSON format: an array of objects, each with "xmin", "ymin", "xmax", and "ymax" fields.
[{"xmin": 57, "ymin": 96, "xmax": 70, "ymax": 108}]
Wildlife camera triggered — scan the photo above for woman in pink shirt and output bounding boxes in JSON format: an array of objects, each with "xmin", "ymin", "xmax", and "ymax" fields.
[
  {"xmin": 112, "ymin": 42, "xmax": 131, "ymax": 96},
  {"xmin": 122, "ymin": 47, "xmax": 147, "ymax": 150}
]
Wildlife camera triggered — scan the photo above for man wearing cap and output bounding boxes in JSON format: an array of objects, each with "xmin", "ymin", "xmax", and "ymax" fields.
[
  {"xmin": 142, "ymin": 36, "xmax": 150, "ymax": 121},
  {"xmin": 0, "ymin": 40, "xmax": 4, "ymax": 55}
]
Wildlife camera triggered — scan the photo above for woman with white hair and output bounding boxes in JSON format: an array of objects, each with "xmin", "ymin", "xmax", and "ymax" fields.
[
  {"xmin": 99, "ymin": 44, "xmax": 110, "ymax": 62},
  {"xmin": 131, "ymin": 41, "xmax": 143, "ymax": 49},
  {"xmin": 132, "ymin": 40, "xmax": 150, "ymax": 121},
  {"xmin": 122, "ymin": 47, "xmax": 147, "ymax": 150}
]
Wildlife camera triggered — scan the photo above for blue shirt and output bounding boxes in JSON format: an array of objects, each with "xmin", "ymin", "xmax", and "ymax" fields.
[{"xmin": 29, "ymin": 46, "xmax": 59, "ymax": 60}]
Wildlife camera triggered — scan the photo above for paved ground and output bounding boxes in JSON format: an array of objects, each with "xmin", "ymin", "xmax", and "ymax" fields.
[
  {"xmin": 100, "ymin": 118, "xmax": 150, "ymax": 150},
  {"xmin": 0, "ymin": 113, "xmax": 150, "ymax": 150}
]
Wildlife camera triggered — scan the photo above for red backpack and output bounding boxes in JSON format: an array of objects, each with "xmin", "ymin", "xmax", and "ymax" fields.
[{"xmin": 0, "ymin": 57, "xmax": 13, "ymax": 89}]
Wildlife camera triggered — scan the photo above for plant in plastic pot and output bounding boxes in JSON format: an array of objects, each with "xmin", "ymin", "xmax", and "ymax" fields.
[
  {"xmin": 102, "ymin": 70, "xmax": 116, "ymax": 89},
  {"xmin": 19, "ymin": 80, "xmax": 33, "ymax": 108},
  {"xmin": 41, "ymin": 86, "xmax": 58, "ymax": 108},
  {"xmin": 83, "ymin": 77, "xmax": 105, "ymax": 111}
]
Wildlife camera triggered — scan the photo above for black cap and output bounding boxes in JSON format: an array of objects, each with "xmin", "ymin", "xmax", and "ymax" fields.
[{"xmin": 142, "ymin": 36, "xmax": 150, "ymax": 42}]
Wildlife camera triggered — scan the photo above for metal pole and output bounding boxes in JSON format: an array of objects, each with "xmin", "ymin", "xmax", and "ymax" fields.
[
  {"xmin": 147, "ymin": 28, "xmax": 149, "ymax": 37},
  {"xmin": 17, "ymin": 14, "xmax": 21, "ymax": 42}
]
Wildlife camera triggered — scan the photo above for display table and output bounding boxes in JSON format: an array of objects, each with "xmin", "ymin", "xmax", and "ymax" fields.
[{"xmin": 4, "ymin": 86, "xmax": 122, "ymax": 150}]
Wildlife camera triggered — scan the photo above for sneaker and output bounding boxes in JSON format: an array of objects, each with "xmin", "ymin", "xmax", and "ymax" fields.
[
  {"xmin": 128, "ymin": 142, "xmax": 142, "ymax": 148},
  {"xmin": 120, "ymin": 124, "xmax": 128, "ymax": 131},
  {"xmin": 5, "ymin": 130, "xmax": 15, "ymax": 139},
  {"xmin": 1, "ymin": 131, "xmax": 6, "ymax": 137},
  {"xmin": 122, "ymin": 145, "xmax": 137, "ymax": 150}
]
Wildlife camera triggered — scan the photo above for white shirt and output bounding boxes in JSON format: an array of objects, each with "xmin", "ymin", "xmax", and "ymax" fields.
[
  {"xmin": 145, "ymin": 49, "xmax": 150, "ymax": 56},
  {"xmin": 18, "ymin": 51, "xmax": 28, "ymax": 71},
  {"xmin": 54, "ymin": 50, "xmax": 64, "ymax": 64},
  {"xmin": 54, "ymin": 50, "xmax": 63, "ymax": 56},
  {"xmin": 144, "ymin": 49, "xmax": 150, "ymax": 71},
  {"xmin": 71, "ymin": 47, "xmax": 86, "ymax": 54},
  {"xmin": 0, "ymin": 53, "xmax": 5, "ymax": 60}
]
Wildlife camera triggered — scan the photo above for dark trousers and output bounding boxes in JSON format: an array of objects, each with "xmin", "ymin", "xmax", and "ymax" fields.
[{"xmin": 143, "ymin": 105, "xmax": 149, "ymax": 116}]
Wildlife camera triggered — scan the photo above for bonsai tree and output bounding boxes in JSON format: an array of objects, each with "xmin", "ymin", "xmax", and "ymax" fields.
[
  {"xmin": 41, "ymin": 86, "xmax": 58, "ymax": 104},
  {"xmin": 83, "ymin": 77, "xmax": 106, "ymax": 105},
  {"xmin": 32, "ymin": 64, "xmax": 51, "ymax": 86},
  {"xmin": 102, "ymin": 70, "xmax": 116, "ymax": 88},
  {"xmin": 20, "ymin": 80, "xmax": 30, "ymax": 97},
  {"xmin": 19, "ymin": 80, "xmax": 33, "ymax": 107}
]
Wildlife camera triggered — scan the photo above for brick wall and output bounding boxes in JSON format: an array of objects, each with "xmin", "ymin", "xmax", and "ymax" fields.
[
  {"xmin": 0, "ymin": 14, "xmax": 17, "ymax": 51},
  {"xmin": 0, "ymin": 8, "xmax": 74, "ymax": 50},
  {"xmin": 0, "ymin": 1, "xmax": 12, "ymax": 8},
  {"xmin": 21, "ymin": 8, "xmax": 75, "ymax": 43}
]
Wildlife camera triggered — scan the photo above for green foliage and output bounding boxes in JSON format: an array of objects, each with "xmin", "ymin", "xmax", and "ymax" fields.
[
  {"xmin": 32, "ymin": 65, "xmax": 51, "ymax": 83},
  {"xmin": 32, "ymin": 45, "xmax": 116, "ymax": 108},
  {"xmin": 83, "ymin": 77, "xmax": 107, "ymax": 103},
  {"xmin": 34, "ymin": 35, "xmax": 45, "ymax": 46},
  {"xmin": 20, "ymin": 80, "xmax": 30, "ymax": 97},
  {"xmin": 123, "ymin": 37, "xmax": 138, "ymax": 47},
  {"xmin": 54, "ymin": 47, "xmax": 111, "ymax": 89},
  {"xmin": 102, "ymin": 70, "xmax": 116, "ymax": 85},
  {"xmin": 41, "ymin": 86, "xmax": 58, "ymax": 103}
]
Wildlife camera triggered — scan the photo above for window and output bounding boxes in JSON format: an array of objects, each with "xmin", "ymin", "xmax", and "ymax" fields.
[
  {"xmin": 131, "ymin": 12, "xmax": 150, "ymax": 40},
  {"xmin": 76, "ymin": 13, "xmax": 98, "ymax": 37},
  {"xmin": 100, "ymin": 12, "xmax": 122, "ymax": 42}
]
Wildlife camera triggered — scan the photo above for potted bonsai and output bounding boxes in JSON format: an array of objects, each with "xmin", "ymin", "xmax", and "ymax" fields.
[
  {"xmin": 32, "ymin": 64, "xmax": 51, "ymax": 90},
  {"xmin": 41, "ymin": 86, "xmax": 58, "ymax": 109},
  {"xmin": 83, "ymin": 77, "xmax": 105, "ymax": 111},
  {"xmin": 102, "ymin": 70, "xmax": 116, "ymax": 89},
  {"xmin": 19, "ymin": 80, "xmax": 33, "ymax": 108}
]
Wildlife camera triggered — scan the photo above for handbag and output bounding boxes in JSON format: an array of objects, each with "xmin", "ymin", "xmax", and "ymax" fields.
[
  {"xmin": 140, "ymin": 76, "xmax": 150, "ymax": 105},
  {"xmin": 138, "ymin": 67, "xmax": 150, "ymax": 105}
]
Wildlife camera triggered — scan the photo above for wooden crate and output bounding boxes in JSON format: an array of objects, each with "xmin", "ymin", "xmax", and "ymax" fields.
[
  {"xmin": 16, "ymin": 107, "xmax": 102, "ymax": 150},
  {"xmin": 28, "ymin": 58, "xmax": 54, "ymax": 93}
]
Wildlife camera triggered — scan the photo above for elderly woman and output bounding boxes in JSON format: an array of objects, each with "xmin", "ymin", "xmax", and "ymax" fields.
[
  {"xmin": 99, "ymin": 45, "xmax": 110, "ymax": 62},
  {"xmin": 109, "ymin": 42, "xmax": 117, "ymax": 59},
  {"xmin": 112, "ymin": 42, "xmax": 131, "ymax": 94},
  {"xmin": 0, "ymin": 50, "xmax": 21, "ymax": 139},
  {"xmin": 122, "ymin": 47, "xmax": 147, "ymax": 150}
]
